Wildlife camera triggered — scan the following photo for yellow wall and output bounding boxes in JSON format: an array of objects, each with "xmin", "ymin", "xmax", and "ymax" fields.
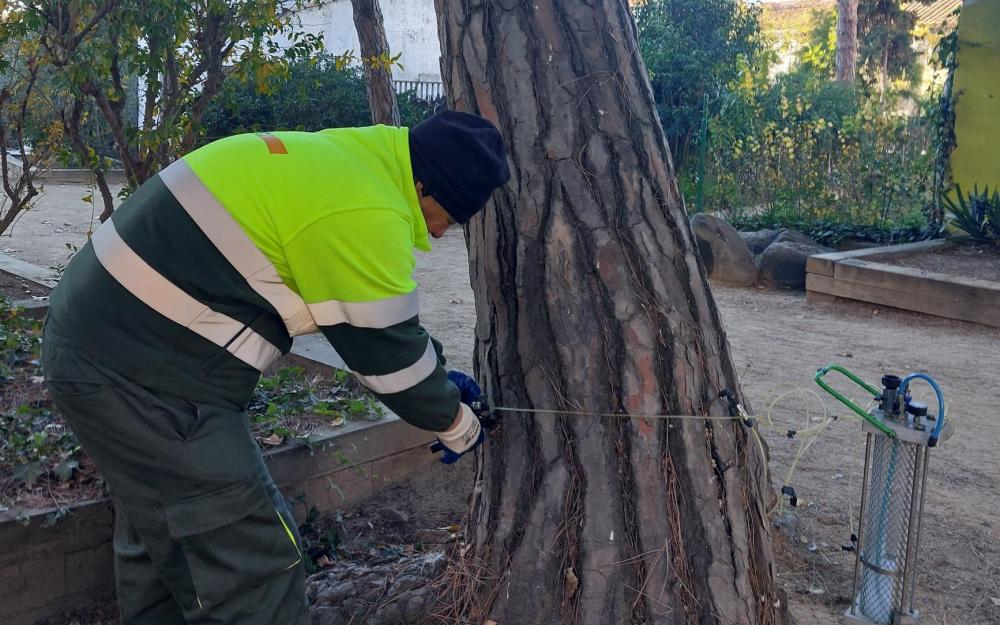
[{"xmin": 950, "ymin": 0, "xmax": 1000, "ymax": 191}]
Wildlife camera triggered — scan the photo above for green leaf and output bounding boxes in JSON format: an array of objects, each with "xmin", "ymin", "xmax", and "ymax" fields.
[
  {"xmin": 12, "ymin": 461, "xmax": 46, "ymax": 487},
  {"xmin": 943, "ymin": 183, "xmax": 1000, "ymax": 245},
  {"xmin": 53, "ymin": 458, "xmax": 79, "ymax": 483},
  {"xmin": 312, "ymin": 403, "xmax": 338, "ymax": 417}
]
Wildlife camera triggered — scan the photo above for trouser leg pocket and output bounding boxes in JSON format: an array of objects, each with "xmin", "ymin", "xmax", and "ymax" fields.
[{"xmin": 164, "ymin": 477, "xmax": 302, "ymax": 612}]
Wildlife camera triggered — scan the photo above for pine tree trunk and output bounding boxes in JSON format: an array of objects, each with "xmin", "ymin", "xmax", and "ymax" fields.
[
  {"xmin": 836, "ymin": 0, "xmax": 859, "ymax": 83},
  {"xmin": 433, "ymin": 1, "xmax": 787, "ymax": 624},
  {"xmin": 351, "ymin": 0, "xmax": 401, "ymax": 126}
]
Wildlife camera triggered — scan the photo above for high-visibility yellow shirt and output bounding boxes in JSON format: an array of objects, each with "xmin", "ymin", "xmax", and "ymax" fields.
[{"xmin": 47, "ymin": 126, "xmax": 460, "ymax": 431}]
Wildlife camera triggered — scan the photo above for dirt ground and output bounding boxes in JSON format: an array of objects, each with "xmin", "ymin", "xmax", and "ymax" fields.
[
  {"xmin": 878, "ymin": 243, "xmax": 1000, "ymax": 283},
  {"xmin": 1, "ymin": 183, "xmax": 112, "ymax": 272},
  {"xmin": 0, "ymin": 270, "xmax": 52, "ymax": 300},
  {"xmin": 11, "ymin": 187, "xmax": 1000, "ymax": 624}
]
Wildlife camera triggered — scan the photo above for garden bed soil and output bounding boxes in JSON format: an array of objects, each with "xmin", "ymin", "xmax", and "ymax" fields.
[
  {"xmin": 1, "ymin": 357, "xmax": 382, "ymax": 515},
  {"xmin": 0, "ymin": 270, "xmax": 52, "ymax": 301},
  {"xmin": 875, "ymin": 242, "xmax": 1000, "ymax": 283},
  {"xmin": 37, "ymin": 464, "xmax": 473, "ymax": 625},
  {"xmin": 301, "ymin": 461, "xmax": 473, "ymax": 566}
]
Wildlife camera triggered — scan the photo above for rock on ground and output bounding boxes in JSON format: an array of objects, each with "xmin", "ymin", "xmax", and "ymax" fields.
[
  {"xmin": 757, "ymin": 235, "xmax": 833, "ymax": 290},
  {"xmin": 308, "ymin": 552, "xmax": 446, "ymax": 625},
  {"xmin": 690, "ymin": 214, "xmax": 758, "ymax": 286},
  {"xmin": 773, "ymin": 229, "xmax": 823, "ymax": 248},
  {"xmin": 739, "ymin": 228, "xmax": 783, "ymax": 257}
]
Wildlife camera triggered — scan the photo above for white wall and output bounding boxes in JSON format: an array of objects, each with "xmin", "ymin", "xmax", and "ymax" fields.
[{"xmin": 284, "ymin": 0, "xmax": 442, "ymax": 82}]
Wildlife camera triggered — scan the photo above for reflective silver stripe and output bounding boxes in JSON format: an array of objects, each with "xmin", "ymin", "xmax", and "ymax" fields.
[
  {"xmin": 228, "ymin": 327, "xmax": 283, "ymax": 373},
  {"xmin": 92, "ymin": 221, "xmax": 282, "ymax": 371},
  {"xmin": 353, "ymin": 338, "xmax": 437, "ymax": 395},
  {"xmin": 159, "ymin": 160, "xmax": 317, "ymax": 337},
  {"xmin": 307, "ymin": 291, "xmax": 419, "ymax": 328}
]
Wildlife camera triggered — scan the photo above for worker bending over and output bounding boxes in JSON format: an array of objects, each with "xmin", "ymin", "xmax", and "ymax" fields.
[{"xmin": 42, "ymin": 110, "xmax": 510, "ymax": 625}]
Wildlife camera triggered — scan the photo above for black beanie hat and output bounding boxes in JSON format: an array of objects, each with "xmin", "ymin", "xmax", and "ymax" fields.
[{"xmin": 409, "ymin": 111, "xmax": 511, "ymax": 224}]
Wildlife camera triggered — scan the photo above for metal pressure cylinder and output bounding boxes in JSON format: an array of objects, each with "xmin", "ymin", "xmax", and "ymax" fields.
[
  {"xmin": 815, "ymin": 365, "xmax": 950, "ymax": 625},
  {"xmin": 854, "ymin": 433, "xmax": 922, "ymax": 624}
]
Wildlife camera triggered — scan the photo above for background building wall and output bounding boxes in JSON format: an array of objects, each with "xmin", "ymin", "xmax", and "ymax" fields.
[
  {"xmin": 950, "ymin": 0, "xmax": 1000, "ymax": 190},
  {"xmin": 286, "ymin": 0, "xmax": 442, "ymax": 82}
]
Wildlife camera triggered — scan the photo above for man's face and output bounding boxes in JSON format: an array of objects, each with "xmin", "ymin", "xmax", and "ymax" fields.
[{"xmin": 416, "ymin": 182, "xmax": 456, "ymax": 239}]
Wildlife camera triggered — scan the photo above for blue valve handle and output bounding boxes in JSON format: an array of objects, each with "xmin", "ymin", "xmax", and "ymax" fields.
[{"xmin": 899, "ymin": 372, "xmax": 946, "ymax": 447}]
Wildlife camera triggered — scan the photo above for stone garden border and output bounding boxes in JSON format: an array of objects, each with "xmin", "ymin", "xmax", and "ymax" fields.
[
  {"xmin": 0, "ymin": 254, "xmax": 59, "ymax": 289},
  {"xmin": 0, "ymin": 253, "xmax": 57, "ymax": 321},
  {"xmin": 6, "ymin": 155, "xmax": 126, "ymax": 185},
  {"xmin": 0, "ymin": 277, "xmax": 437, "ymax": 624},
  {"xmin": 805, "ymin": 240, "xmax": 1000, "ymax": 329},
  {"xmin": 40, "ymin": 170, "xmax": 127, "ymax": 185}
]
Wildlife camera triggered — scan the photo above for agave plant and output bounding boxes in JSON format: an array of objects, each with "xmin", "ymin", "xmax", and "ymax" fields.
[{"xmin": 942, "ymin": 184, "xmax": 1000, "ymax": 246}]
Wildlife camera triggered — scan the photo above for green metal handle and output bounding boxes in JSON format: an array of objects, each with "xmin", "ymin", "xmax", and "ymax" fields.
[{"xmin": 815, "ymin": 365, "xmax": 896, "ymax": 438}]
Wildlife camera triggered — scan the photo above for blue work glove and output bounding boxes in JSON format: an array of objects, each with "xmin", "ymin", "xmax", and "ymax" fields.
[
  {"xmin": 447, "ymin": 370, "xmax": 482, "ymax": 405},
  {"xmin": 429, "ymin": 403, "xmax": 484, "ymax": 464}
]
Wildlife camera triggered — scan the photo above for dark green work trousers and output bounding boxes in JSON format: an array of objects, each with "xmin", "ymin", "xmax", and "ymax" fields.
[{"xmin": 42, "ymin": 326, "xmax": 308, "ymax": 625}]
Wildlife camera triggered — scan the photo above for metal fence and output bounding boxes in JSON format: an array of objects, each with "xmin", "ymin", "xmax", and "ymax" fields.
[{"xmin": 393, "ymin": 80, "xmax": 444, "ymax": 103}]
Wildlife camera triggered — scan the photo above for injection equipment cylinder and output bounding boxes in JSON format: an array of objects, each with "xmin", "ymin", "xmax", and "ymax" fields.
[{"xmin": 815, "ymin": 366, "xmax": 951, "ymax": 625}]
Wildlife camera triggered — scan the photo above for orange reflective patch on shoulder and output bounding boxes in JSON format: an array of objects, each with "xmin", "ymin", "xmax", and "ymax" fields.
[{"xmin": 257, "ymin": 133, "xmax": 288, "ymax": 155}]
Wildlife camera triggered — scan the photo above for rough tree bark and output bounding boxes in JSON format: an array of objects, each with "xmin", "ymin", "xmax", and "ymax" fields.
[
  {"xmin": 351, "ymin": 0, "xmax": 401, "ymax": 126},
  {"xmin": 836, "ymin": 0, "xmax": 859, "ymax": 83},
  {"xmin": 434, "ymin": 2, "xmax": 786, "ymax": 624}
]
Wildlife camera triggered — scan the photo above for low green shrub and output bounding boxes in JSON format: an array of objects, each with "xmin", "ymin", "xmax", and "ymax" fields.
[
  {"xmin": 202, "ymin": 56, "xmax": 370, "ymax": 138},
  {"xmin": 634, "ymin": 0, "xmax": 767, "ymax": 169},
  {"xmin": 729, "ymin": 214, "xmax": 939, "ymax": 247},
  {"xmin": 201, "ymin": 55, "xmax": 436, "ymax": 140},
  {"xmin": 695, "ymin": 75, "xmax": 935, "ymax": 229},
  {"xmin": 0, "ymin": 299, "xmax": 89, "ymax": 520}
]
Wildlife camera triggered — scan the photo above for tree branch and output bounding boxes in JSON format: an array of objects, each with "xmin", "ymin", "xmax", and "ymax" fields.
[
  {"xmin": 183, "ymin": 10, "xmax": 228, "ymax": 152},
  {"xmin": 15, "ymin": 62, "xmax": 39, "ymax": 169},
  {"xmin": 82, "ymin": 81, "xmax": 142, "ymax": 183},
  {"xmin": 0, "ymin": 63, "xmax": 45, "ymax": 231},
  {"xmin": 351, "ymin": 0, "xmax": 400, "ymax": 126},
  {"xmin": 0, "ymin": 89, "xmax": 17, "ymax": 204},
  {"xmin": 62, "ymin": 97, "xmax": 115, "ymax": 222},
  {"xmin": 70, "ymin": 0, "xmax": 121, "ymax": 50},
  {"xmin": 110, "ymin": 31, "xmax": 125, "ymax": 103}
]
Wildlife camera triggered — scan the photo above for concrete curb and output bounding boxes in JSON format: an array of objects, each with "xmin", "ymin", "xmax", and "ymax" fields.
[
  {"xmin": 0, "ymin": 253, "xmax": 59, "ymax": 289},
  {"xmin": 5, "ymin": 155, "xmax": 126, "ymax": 185}
]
